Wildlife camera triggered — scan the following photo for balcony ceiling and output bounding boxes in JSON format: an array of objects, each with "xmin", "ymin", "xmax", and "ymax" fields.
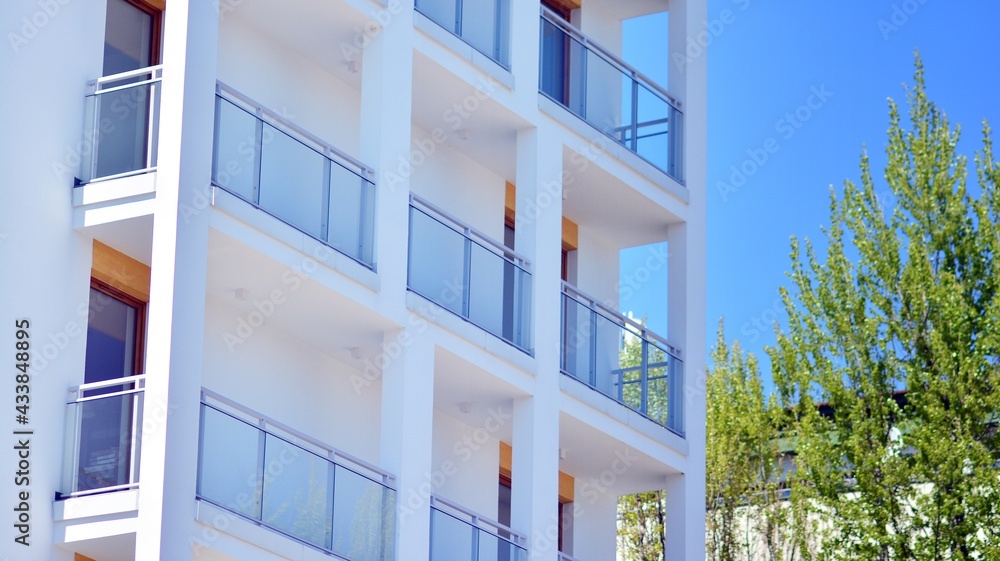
[
  {"xmin": 205, "ymin": 230, "xmax": 397, "ymax": 366},
  {"xmin": 411, "ymin": 51, "xmax": 529, "ymax": 183},
  {"xmin": 225, "ymin": 0, "xmax": 370, "ymax": 89},
  {"xmin": 561, "ymin": 146, "xmax": 682, "ymax": 250},
  {"xmin": 559, "ymin": 411, "xmax": 681, "ymax": 494},
  {"xmin": 432, "ymin": 347, "xmax": 531, "ymax": 444}
]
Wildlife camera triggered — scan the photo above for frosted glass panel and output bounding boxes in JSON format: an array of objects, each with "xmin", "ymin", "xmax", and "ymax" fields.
[
  {"xmin": 258, "ymin": 125, "xmax": 326, "ymax": 239},
  {"xmin": 197, "ymin": 407, "xmax": 262, "ymax": 519}
]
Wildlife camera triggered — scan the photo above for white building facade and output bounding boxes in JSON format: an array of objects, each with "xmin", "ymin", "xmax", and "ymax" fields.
[{"xmin": 0, "ymin": 0, "xmax": 705, "ymax": 559}]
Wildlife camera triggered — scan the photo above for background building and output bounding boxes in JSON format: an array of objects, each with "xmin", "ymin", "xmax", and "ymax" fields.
[{"xmin": 1, "ymin": 0, "xmax": 705, "ymax": 559}]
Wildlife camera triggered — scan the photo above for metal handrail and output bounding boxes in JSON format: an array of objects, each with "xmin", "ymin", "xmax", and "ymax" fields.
[
  {"xmin": 201, "ymin": 388, "xmax": 396, "ymax": 487},
  {"xmin": 215, "ymin": 80, "xmax": 375, "ymax": 181},
  {"xmin": 88, "ymin": 64, "xmax": 163, "ymax": 94},
  {"xmin": 410, "ymin": 193, "xmax": 532, "ymax": 268},
  {"xmin": 67, "ymin": 374, "xmax": 147, "ymax": 403},
  {"xmin": 562, "ymin": 281, "xmax": 681, "ymax": 358},
  {"xmin": 539, "ymin": 8, "xmax": 680, "ymax": 110},
  {"xmin": 431, "ymin": 495, "xmax": 527, "ymax": 546}
]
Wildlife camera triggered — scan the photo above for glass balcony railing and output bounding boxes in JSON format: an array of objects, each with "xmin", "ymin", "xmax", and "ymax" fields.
[
  {"xmin": 416, "ymin": 0, "xmax": 510, "ymax": 68},
  {"xmin": 539, "ymin": 9, "xmax": 683, "ymax": 181},
  {"xmin": 60, "ymin": 375, "xmax": 145, "ymax": 498},
  {"xmin": 561, "ymin": 282, "xmax": 684, "ymax": 435},
  {"xmin": 197, "ymin": 390, "xmax": 396, "ymax": 561},
  {"xmin": 211, "ymin": 82, "xmax": 377, "ymax": 269},
  {"xmin": 79, "ymin": 65, "xmax": 162, "ymax": 184},
  {"xmin": 407, "ymin": 194, "xmax": 532, "ymax": 352},
  {"xmin": 430, "ymin": 496, "xmax": 527, "ymax": 561}
]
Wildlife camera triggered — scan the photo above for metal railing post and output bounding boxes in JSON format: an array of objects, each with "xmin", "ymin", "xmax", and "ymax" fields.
[
  {"xmin": 462, "ymin": 228, "xmax": 473, "ymax": 318},
  {"xmin": 630, "ymin": 76, "xmax": 640, "ymax": 151},
  {"xmin": 321, "ymin": 154, "xmax": 332, "ymax": 241},
  {"xmin": 640, "ymin": 336, "xmax": 649, "ymax": 415},
  {"xmin": 251, "ymin": 110, "xmax": 264, "ymax": 206}
]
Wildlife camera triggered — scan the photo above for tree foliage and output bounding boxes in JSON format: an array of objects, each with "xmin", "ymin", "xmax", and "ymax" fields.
[
  {"xmin": 705, "ymin": 325, "xmax": 791, "ymax": 561},
  {"xmin": 771, "ymin": 56, "xmax": 1000, "ymax": 560}
]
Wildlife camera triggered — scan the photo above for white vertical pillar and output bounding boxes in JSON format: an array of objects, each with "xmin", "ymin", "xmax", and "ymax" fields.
[
  {"xmin": 508, "ymin": 0, "xmax": 541, "ymax": 115},
  {"xmin": 511, "ymin": 126, "xmax": 563, "ymax": 558},
  {"xmin": 359, "ymin": 1, "xmax": 414, "ymax": 310},
  {"xmin": 135, "ymin": 1, "xmax": 218, "ymax": 559},
  {"xmin": 380, "ymin": 332, "xmax": 435, "ymax": 560},
  {"xmin": 571, "ymin": 487, "xmax": 618, "ymax": 559},
  {"xmin": 666, "ymin": 0, "xmax": 707, "ymax": 557}
]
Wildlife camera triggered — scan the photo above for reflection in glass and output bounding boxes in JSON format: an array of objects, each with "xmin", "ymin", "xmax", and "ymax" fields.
[{"xmin": 197, "ymin": 407, "xmax": 262, "ymax": 519}]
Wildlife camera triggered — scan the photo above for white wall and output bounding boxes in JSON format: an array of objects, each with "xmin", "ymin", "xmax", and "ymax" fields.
[
  {"xmin": 431, "ymin": 410, "xmax": 501, "ymax": 519},
  {"xmin": 409, "ymin": 123, "xmax": 507, "ymax": 243},
  {"xmin": 201, "ymin": 297, "xmax": 382, "ymax": 465},
  {"xmin": 0, "ymin": 0, "xmax": 108, "ymax": 558},
  {"xmin": 570, "ymin": 482, "xmax": 619, "ymax": 560},
  {"xmin": 575, "ymin": 225, "xmax": 620, "ymax": 306},
  {"xmin": 217, "ymin": 14, "xmax": 363, "ymax": 161}
]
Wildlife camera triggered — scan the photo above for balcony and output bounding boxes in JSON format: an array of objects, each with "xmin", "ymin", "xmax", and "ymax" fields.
[
  {"xmin": 415, "ymin": 0, "xmax": 510, "ymax": 68},
  {"xmin": 78, "ymin": 66, "xmax": 162, "ymax": 184},
  {"xmin": 197, "ymin": 389, "xmax": 396, "ymax": 561},
  {"xmin": 561, "ymin": 282, "xmax": 684, "ymax": 435},
  {"xmin": 430, "ymin": 495, "xmax": 527, "ymax": 561},
  {"xmin": 60, "ymin": 376, "xmax": 144, "ymax": 498},
  {"xmin": 407, "ymin": 194, "xmax": 532, "ymax": 353},
  {"xmin": 539, "ymin": 9, "xmax": 683, "ymax": 181},
  {"xmin": 211, "ymin": 82, "xmax": 377, "ymax": 269}
]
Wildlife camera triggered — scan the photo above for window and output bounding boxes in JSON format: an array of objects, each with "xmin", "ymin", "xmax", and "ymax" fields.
[
  {"xmin": 103, "ymin": 0, "xmax": 162, "ymax": 75},
  {"xmin": 74, "ymin": 280, "xmax": 146, "ymax": 492}
]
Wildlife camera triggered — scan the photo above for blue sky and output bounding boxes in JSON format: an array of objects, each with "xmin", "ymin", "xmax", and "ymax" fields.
[{"xmin": 620, "ymin": 1, "xmax": 1000, "ymax": 383}]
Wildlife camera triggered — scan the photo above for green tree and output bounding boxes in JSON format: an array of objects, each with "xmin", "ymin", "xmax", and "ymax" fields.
[
  {"xmin": 771, "ymin": 56, "xmax": 1000, "ymax": 560},
  {"xmin": 705, "ymin": 325, "xmax": 787, "ymax": 561}
]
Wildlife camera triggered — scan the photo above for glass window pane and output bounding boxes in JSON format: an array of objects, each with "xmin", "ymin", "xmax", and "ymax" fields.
[
  {"xmin": 461, "ymin": 0, "xmax": 507, "ymax": 64},
  {"xmin": 74, "ymin": 393, "xmax": 137, "ymax": 492},
  {"xmin": 198, "ymin": 407, "xmax": 262, "ymax": 519},
  {"xmin": 258, "ymin": 125, "xmax": 327, "ymax": 239},
  {"xmin": 430, "ymin": 509, "xmax": 475, "ymax": 561},
  {"xmin": 646, "ymin": 365, "xmax": 668, "ymax": 424},
  {"xmin": 408, "ymin": 208, "xmax": 466, "ymax": 316},
  {"xmin": 584, "ymin": 50, "xmax": 628, "ymax": 139},
  {"xmin": 85, "ymin": 288, "xmax": 137, "ymax": 385},
  {"xmin": 540, "ymin": 19, "xmax": 568, "ymax": 104},
  {"xmin": 261, "ymin": 434, "xmax": 333, "ymax": 549},
  {"xmin": 561, "ymin": 295, "xmax": 591, "ymax": 381},
  {"xmin": 635, "ymin": 85, "xmax": 671, "ymax": 171},
  {"xmin": 468, "ymin": 242, "xmax": 505, "ymax": 338},
  {"xmin": 416, "ymin": 0, "xmax": 457, "ymax": 36},
  {"xmin": 92, "ymin": 83, "xmax": 154, "ymax": 180},
  {"xmin": 327, "ymin": 165, "xmax": 372, "ymax": 264},
  {"xmin": 213, "ymin": 98, "xmax": 258, "ymax": 201},
  {"xmin": 103, "ymin": 0, "xmax": 153, "ymax": 75},
  {"xmin": 593, "ymin": 313, "xmax": 622, "ymax": 397},
  {"xmin": 332, "ymin": 466, "xmax": 389, "ymax": 561}
]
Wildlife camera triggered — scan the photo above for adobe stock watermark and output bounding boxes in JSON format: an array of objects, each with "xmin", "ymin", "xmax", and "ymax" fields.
[
  {"xmin": 397, "ymin": 406, "xmax": 512, "ymax": 522},
  {"xmin": 673, "ymin": 0, "xmax": 752, "ymax": 71},
  {"xmin": 382, "ymin": 77, "xmax": 500, "ymax": 192},
  {"xmin": 878, "ymin": 0, "xmax": 931, "ymax": 40},
  {"xmin": 740, "ymin": 296, "xmax": 784, "ymax": 344},
  {"xmin": 716, "ymin": 84, "xmax": 835, "ymax": 202},
  {"xmin": 532, "ymin": 447, "xmax": 641, "ymax": 557},
  {"xmin": 222, "ymin": 244, "xmax": 336, "ymax": 352},
  {"xmin": 350, "ymin": 273, "xmax": 464, "ymax": 395},
  {"xmin": 7, "ymin": 0, "xmax": 72, "ymax": 53},
  {"xmin": 193, "ymin": 438, "xmax": 303, "ymax": 555}
]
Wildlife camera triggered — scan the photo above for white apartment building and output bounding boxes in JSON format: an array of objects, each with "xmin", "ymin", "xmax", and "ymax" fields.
[{"xmin": 0, "ymin": 0, "xmax": 705, "ymax": 559}]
